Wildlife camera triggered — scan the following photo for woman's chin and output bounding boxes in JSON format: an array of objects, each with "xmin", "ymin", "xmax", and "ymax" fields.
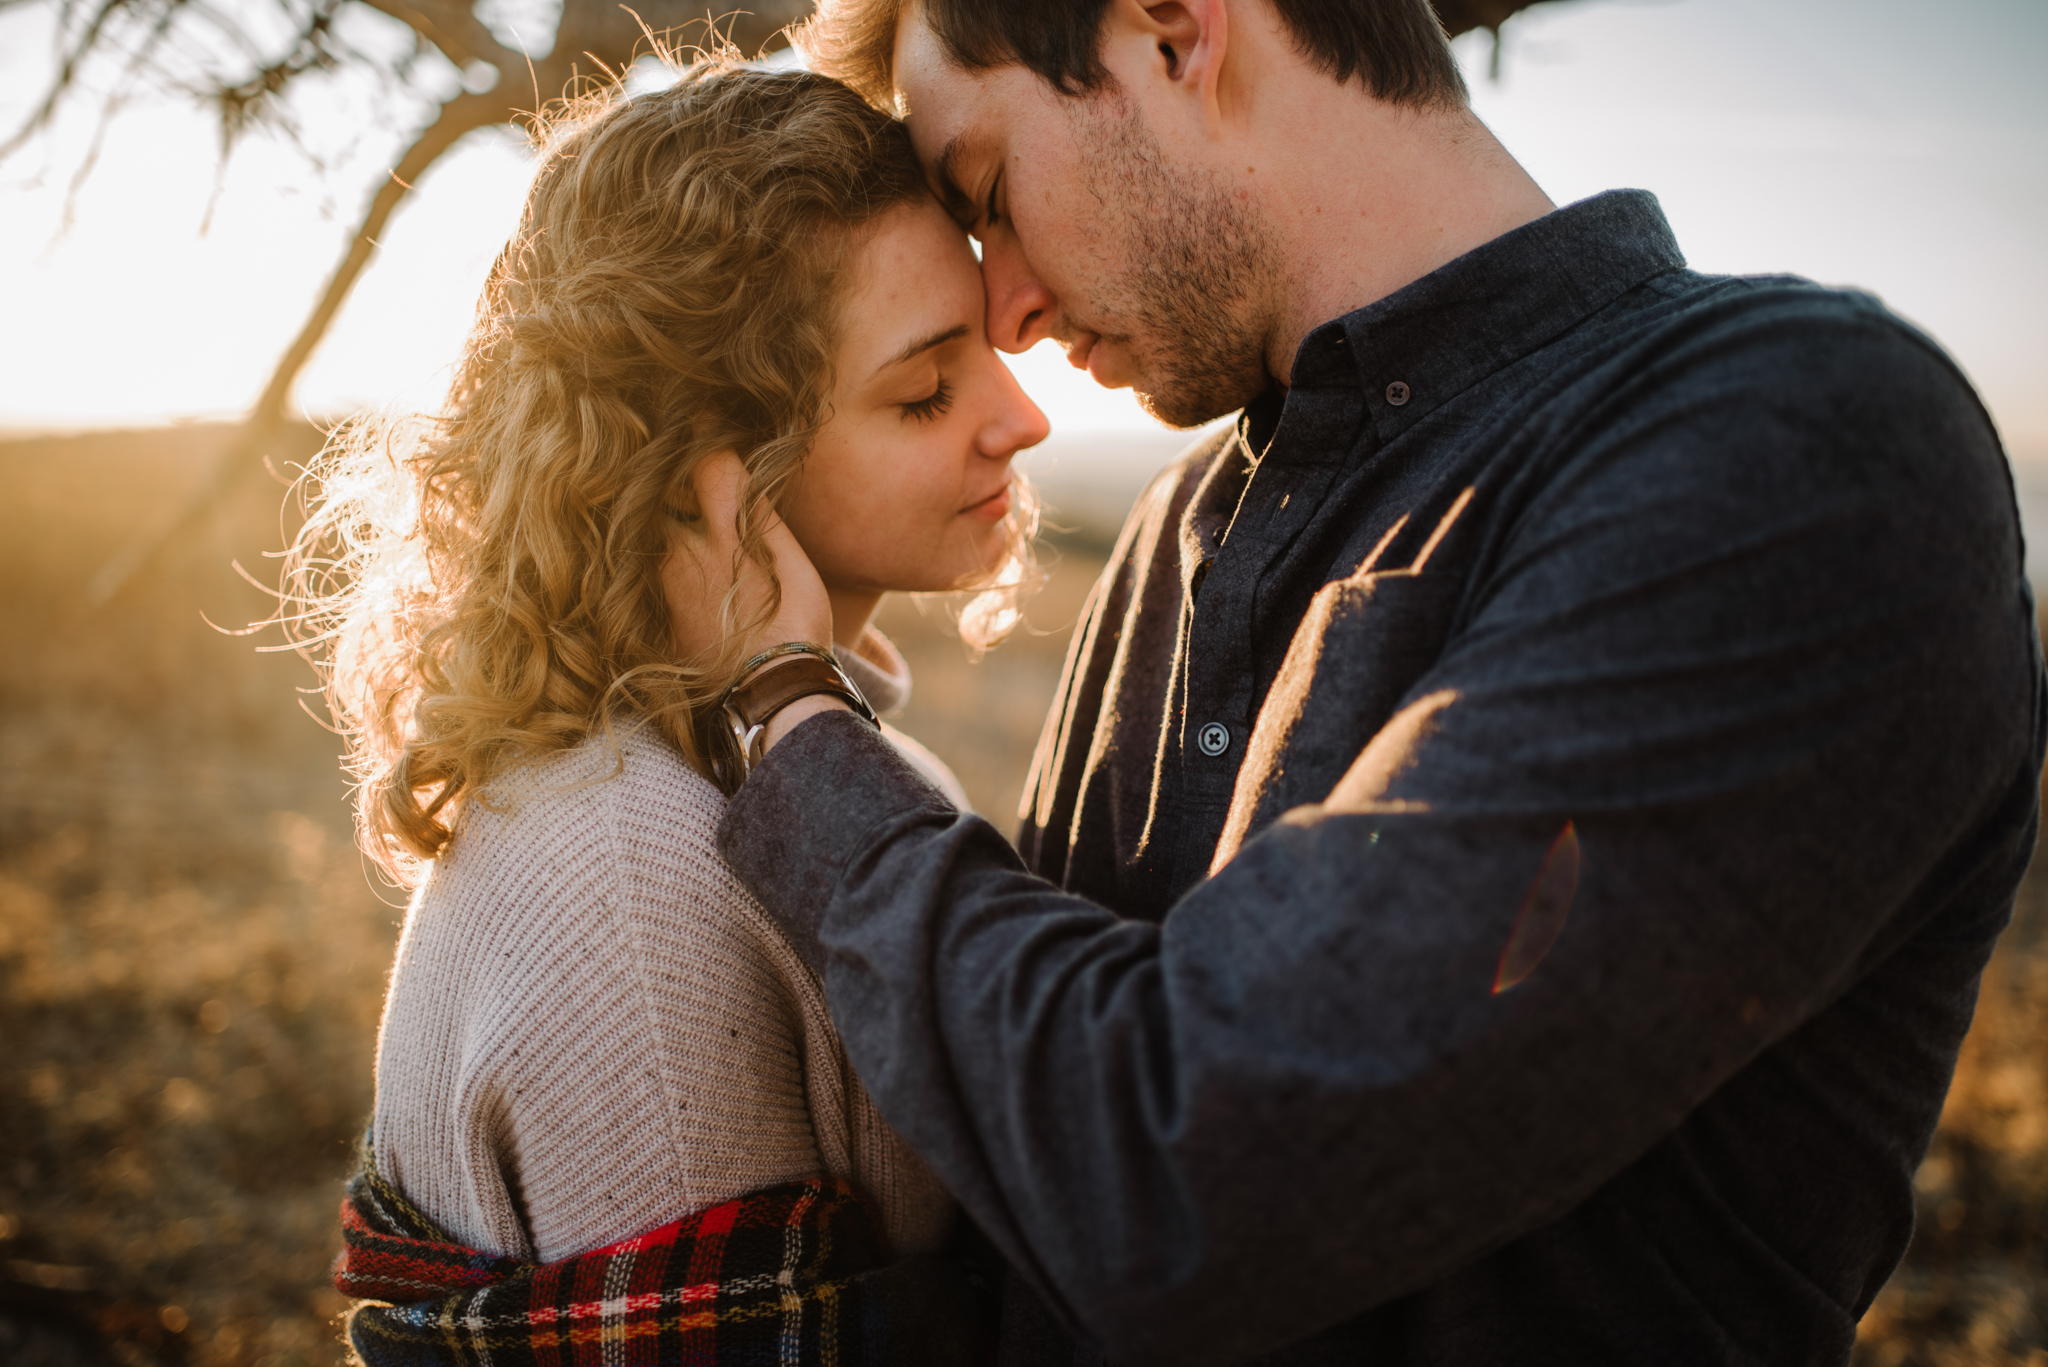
[{"xmin": 833, "ymin": 523, "xmax": 1014, "ymax": 601}]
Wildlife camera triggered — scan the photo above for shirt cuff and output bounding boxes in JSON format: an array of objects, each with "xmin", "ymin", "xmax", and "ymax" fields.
[{"xmin": 714, "ymin": 708, "xmax": 953, "ymax": 977}]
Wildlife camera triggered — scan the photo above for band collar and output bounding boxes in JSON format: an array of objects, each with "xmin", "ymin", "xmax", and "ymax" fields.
[{"xmin": 1284, "ymin": 189, "xmax": 1688, "ymax": 447}]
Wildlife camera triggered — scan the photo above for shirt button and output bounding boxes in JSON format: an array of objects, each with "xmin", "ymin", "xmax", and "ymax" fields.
[
  {"xmin": 1197, "ymin": 722, "xmax": 1231, "ymax": 757},
  {"xmin": 1385, "ymin": 381, "xmax": 1412, "ymax": 406}
]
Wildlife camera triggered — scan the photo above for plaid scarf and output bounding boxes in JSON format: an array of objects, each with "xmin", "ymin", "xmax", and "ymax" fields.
[{"xmin": 335, "ymin": 1136, "xmax": 990, "ymax": 1365}]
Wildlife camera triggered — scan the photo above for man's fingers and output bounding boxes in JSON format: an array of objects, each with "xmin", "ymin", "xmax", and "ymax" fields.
[
  {"xmin": 755, "ymin": 505, "xmax": 808, "ymax": 582},
  {"xmin": 697, "ymin": 449, "xmax": 832, "ymax": 650},
  {"xmin": 661, "ymin": 449, "xmax": 832, "ymax": 664},
  {"xmin": 661, "ymin": 450, "xmax": 751, "ymax": 664},
  {"xmin": 690, "ymin": 450, "xmax": 749, "ymax": 559}
]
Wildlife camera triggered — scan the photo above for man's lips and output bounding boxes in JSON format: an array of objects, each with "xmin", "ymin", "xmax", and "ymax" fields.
[{"xmin": 1062, "ymin": 331, "xmax": 1128, "ymax": 387}]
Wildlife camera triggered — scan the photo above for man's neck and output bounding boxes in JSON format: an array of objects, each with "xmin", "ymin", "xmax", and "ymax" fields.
[{"xmin": 1243, "ymin": 92, "xmax": 1554, "ymax": 384}]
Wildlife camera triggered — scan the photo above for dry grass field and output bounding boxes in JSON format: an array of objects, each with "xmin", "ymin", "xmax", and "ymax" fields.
[{"xmin": 0, "ymin": 424, "xmax": 2041, "ymax": 1365}]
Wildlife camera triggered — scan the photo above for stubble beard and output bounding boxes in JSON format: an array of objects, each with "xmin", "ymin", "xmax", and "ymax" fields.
[{"xmin": 1072, "ymin": 95, "xmax": 1279, "ymax": 430}]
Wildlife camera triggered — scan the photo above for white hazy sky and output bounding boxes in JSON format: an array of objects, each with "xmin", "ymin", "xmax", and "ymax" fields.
[{"xmin": 0, "ymin": 0, "xmax": 2043, "ymax": 458}]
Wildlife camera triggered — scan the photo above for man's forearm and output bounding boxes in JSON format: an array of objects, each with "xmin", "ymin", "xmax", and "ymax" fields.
[{"xmin": 717, "ymin": 705, "xmax": 2003, "ymax": 1367}]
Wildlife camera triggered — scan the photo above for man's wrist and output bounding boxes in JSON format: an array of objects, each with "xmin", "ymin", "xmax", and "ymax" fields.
[
  {"xmin": 708, "ymin": 647, "xmax": 868, "ymax": 793},
  {"xmin": 761, "ymin": 693, "xmax": 851, "ymax": 752}
]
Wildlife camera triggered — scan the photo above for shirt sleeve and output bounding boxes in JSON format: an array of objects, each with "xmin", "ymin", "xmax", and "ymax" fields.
[
  {"xmin": 716, "ymin": 312, "xmax": 2043, "ymax": 1366},
  {"xmin": 880, "ymin": 721, "xmax": 971, "ymax": 811}
]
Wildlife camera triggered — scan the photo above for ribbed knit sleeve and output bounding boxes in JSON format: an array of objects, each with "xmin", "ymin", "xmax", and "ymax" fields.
[{"xmin": 371, "ymin": 724, "xmax": 955, "ymax": 1263}]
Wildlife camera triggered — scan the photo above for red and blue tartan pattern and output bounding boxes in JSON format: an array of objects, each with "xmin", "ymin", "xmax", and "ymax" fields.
[{"xmin": 334, "ymin": 1135, "xmax": 910, "ymax": 1366}]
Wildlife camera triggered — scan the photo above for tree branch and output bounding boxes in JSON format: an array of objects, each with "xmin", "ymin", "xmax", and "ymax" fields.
[
  {"xmin": 352, "ymin": 0, "xmax": 522, "ymax": 74},
  {"xmin": 1430, "ymin": 0, "xmax": 1558, "ymax": 41},
  {"xmin": 88, "ymin": 86, "xmax": 517, "ymax": 604},
  {"xmin": 0, "ymin": 0, "xmax": 142, "ymax": 162}
]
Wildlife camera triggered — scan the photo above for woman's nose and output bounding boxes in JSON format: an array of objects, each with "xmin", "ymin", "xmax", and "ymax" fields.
[
  {"xmin": 981, "ymin": 233, "xmax": 1056, "ymax": 355},
  {"xmin": 981, "ymin": 355, "xmax": 1050, "ymax": 458}
]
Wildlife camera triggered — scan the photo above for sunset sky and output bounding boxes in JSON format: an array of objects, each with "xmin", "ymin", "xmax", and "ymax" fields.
[{"xmin": 0, "ymin": 0, "xmax": 2042, "ymax": 460}]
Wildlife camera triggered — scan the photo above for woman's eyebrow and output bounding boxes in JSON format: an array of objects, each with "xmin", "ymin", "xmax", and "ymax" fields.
[{"xmin": 874, "ymin": 323, "xmax": 969, "ymax": 377}]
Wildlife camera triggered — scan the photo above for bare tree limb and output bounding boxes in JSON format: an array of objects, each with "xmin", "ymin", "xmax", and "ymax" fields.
[
  {"xmin": 253, "ymin": 87, "xmax": 514, "ymax": 429},
  {"xmin": 1432, "ymin": 0, "xmax": 1560, "ymax": 43},
  {"xmin": 353, "ymin": 0, "xmax": 522, "ymax": 74},
  {"xmin": 86, "ymin": 87, "xmax": 516, "ymax": 604},
  {"xmin": 0, "ymin": 0, "xmax": 147, "ymax": 161}
]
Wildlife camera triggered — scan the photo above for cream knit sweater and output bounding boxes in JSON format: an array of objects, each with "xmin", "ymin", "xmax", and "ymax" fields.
[{"xmin": 371, "ymin": 634, "xmax": 960, "ymax": 1264}]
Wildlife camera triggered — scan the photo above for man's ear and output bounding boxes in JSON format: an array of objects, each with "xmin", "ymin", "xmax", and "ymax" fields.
[{"xmin": 1103, "ymin": 0, "xmax": 1231, "ymax": 128}]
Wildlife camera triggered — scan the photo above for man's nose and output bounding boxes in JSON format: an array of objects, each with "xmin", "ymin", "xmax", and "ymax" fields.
[{"xmin": 981, "ymin": 234, "xmax": 1056, "ymax": 355}]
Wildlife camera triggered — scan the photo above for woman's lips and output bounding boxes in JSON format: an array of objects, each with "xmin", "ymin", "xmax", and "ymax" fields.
[{"xmin": 962, "ymin": 484, "xmax": 1012, "ymax": 522}]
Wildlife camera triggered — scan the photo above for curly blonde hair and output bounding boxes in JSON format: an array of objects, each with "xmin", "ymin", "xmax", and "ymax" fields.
[{"xmin": 281, "ymin": 60, "xmax": 1039, "ymax": 882}]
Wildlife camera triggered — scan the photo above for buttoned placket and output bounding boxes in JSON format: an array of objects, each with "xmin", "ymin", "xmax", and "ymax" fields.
[{"xmin": 1166, "ymin": 327, "xmax": 1373, "ymax": 893}]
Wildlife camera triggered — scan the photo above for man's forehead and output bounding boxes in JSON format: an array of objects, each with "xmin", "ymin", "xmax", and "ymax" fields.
[
  {"xmin": 891, "ymin": 14, "xmax": 996, "ymax": 211},
  {"xmin": 892, "ymin": 10, "xmax": 977, "ymax": 145}
]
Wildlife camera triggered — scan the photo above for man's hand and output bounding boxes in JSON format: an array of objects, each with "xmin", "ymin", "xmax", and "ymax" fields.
[{"xmin": 660, "ymin": 451, "xmax": 847, "ymax": 751}]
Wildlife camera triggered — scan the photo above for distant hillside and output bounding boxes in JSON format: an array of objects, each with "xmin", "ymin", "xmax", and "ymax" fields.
[{"xmin": 1017, "ymin": 424, "xmax": 1228, "ymax": 547}]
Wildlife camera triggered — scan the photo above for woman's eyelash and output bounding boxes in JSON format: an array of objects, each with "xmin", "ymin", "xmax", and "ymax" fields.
[
  {"xmin": 901, "ymin": 377, "xmax": 955, "ymax": 423},
  {"xmin": 984, "ymin": 174, "xmax": 1000, "ymax": 231}
]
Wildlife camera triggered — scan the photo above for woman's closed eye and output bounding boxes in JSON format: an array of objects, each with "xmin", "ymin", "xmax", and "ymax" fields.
[{"xmin": 900, "ymin": 377, "xmax": 955, "ymax": 423}]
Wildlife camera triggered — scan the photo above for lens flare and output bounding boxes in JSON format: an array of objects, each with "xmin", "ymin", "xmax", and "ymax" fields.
[{"xmin": 1494, "ymin": 821, "xmax": 1579, "ymax": 994}]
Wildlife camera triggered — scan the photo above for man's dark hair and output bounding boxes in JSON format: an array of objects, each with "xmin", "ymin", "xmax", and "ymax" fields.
[
  {"xmin": 930, "ymin": 0, "xmax": 1467, "ymax": 105},
  {"xmin": 801, "ymin": 0, "xmax": 1469, "ymax": 111}
]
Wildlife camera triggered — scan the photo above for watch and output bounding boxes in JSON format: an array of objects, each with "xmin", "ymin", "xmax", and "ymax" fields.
[{"xmin": 706, "ymin": 647, "xmax": 876, "ymax": 792}]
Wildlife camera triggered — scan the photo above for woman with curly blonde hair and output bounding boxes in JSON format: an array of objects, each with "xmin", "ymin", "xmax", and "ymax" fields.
[{"xmin": 297, "ymin": 57, "xmax": 1047, "ymax": 1364}]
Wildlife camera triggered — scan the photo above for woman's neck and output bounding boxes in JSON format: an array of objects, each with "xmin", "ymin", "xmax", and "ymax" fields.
[{"xmin": 827, "ymin": 586, "xmax": 881, "ymax": 650}]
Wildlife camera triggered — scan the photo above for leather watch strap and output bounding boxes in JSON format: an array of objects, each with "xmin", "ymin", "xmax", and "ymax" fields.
[
  {"xmin": 702, "ymin": 647, "xmax": 878, "ymax": 794},
  {"xmin": 725, "ymin": 655, "xmax": 870, "ymax": 731}
]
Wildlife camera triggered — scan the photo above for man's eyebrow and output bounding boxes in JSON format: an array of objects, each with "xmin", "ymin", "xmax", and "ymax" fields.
[
  {"xmin": 876, "ymin": 323, "xmax": 970, "ymax": 376},
  {"xmin": 932, "ymin": 134, "xmax": 977, "ymax": 223}
]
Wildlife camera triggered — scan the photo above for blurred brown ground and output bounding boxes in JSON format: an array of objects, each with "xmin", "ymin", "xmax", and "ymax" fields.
[{"xmin": 0, "ymin": 425, "xmax": 2041, "ymax": 1366}]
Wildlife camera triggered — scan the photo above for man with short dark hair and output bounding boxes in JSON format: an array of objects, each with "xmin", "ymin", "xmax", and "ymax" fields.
[{"xmin": 682, "ymin": 1, "xmax": 2045, "ymax": 1362}]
